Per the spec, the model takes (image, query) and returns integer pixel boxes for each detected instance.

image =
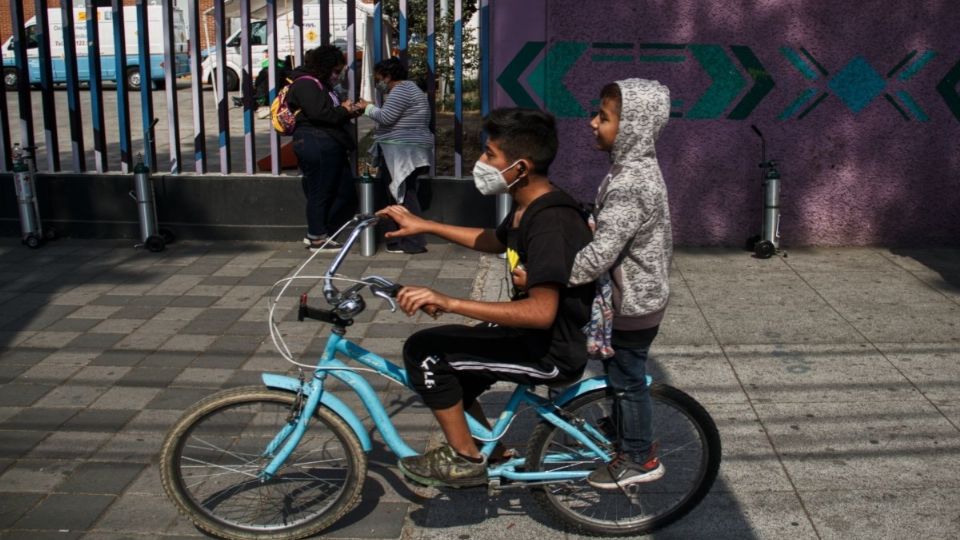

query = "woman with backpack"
[286,45,362,251]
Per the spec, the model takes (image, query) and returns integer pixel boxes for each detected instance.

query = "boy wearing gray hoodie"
[517,78,672,489]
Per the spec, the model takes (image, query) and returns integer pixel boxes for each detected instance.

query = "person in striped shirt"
[357,58,434,254]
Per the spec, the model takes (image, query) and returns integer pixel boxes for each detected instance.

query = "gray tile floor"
[0,241,958,539]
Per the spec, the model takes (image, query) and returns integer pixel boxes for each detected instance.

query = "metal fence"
[1,0,490,178]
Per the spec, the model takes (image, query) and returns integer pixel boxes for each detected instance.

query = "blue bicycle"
[159,216,721,539]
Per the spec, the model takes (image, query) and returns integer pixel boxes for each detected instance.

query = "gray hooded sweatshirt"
[568,78,673,330]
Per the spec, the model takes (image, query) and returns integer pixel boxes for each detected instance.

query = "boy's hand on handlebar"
[397,286,452,317]
[377,205,430,238]
[511,265,528,291]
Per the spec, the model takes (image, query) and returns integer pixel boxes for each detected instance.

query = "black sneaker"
[385,245,428,255]
[587,442,665,490]
[398,444,487,488]
[306,237,342,252]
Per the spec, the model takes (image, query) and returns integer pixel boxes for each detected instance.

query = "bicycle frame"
[259,330,620,483]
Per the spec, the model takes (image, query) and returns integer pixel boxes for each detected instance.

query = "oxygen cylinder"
[358,169,376,257]
[761,162,781,249]
[12,144,41,244]
[131,153,165,251]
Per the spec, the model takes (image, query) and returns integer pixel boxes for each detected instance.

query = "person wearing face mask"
[286,45,362,251]
[355,58,433,254]
[375,108,595,488]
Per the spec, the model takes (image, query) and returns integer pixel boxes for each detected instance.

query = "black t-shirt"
[495,190,595,376]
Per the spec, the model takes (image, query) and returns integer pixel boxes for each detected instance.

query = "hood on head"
[610,78,670,165]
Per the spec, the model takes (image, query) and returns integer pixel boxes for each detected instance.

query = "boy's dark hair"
[303,45,346,82]
[374,57,408,81]
[600,82,622,115]
[483,108,558,174]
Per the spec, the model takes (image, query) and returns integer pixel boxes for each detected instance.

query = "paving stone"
[40,317,101,332]
[116,367,183,388]
[0,364,28,384]
[60,409,138,432]
[67,366,131,385]
[0,349,54,366]
[90,295,139,306]
[64,305,123,319]
[190,352,250,369]
[0,459,79,493]
[179,318,234,335]
[145,387,213,410]
[168,295,219,308]
[56,462,146,495]
[65,332,127,350]
[123,409,182,433]
[0,431,47,459]
[24,431,111,460]
[157,334,219,352]
[33,385,109,408]
[0,493,43,528]
[13,493,114,531]
[0,384,54,407]
[34,350,99,367]
[0,407,77,431]
[107,304,167,320]
[323,501,409,539]
[206,334,265,354]
[89,387,162,409]
[16,363,82,386]
[171,368,233,388]
[89,350,149,367]
[92,493,180,534]
[88,318,147,334]
[92,431,164,463]
[0,529,83,539]
[139,351,199,369]
[20,331,81,348]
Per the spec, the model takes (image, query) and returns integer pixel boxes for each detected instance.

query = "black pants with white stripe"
[403,324,578,410]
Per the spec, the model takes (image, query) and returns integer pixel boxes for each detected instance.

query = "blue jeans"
[603,326,659,462]
[293,128,357,238]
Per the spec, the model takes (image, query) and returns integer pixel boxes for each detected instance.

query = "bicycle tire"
[527,384,721,536]
[159,387,367,540]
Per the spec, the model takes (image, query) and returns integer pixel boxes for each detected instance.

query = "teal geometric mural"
[497,42,959,122]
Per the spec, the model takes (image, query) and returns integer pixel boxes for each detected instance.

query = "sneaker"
[587,442,665,490]
[397,444,487,488]
[385,244,428,255]
[306,237,342,252]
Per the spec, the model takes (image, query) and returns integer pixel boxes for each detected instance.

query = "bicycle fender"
[551,374,654,407]
[551,376,608,407]
[261,373,372,452]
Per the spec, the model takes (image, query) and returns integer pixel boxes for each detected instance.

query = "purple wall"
[491,1,960,246]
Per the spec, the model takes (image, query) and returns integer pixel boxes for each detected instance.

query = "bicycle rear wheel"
[527,384,721,536]
[159,387,366,540]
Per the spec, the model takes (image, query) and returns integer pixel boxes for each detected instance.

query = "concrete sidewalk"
[0,240,958,539]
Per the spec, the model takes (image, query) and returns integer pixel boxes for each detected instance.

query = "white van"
[199,1,380,93]
[1,5,189,90]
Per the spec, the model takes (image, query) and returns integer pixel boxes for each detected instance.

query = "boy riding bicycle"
[377,108,595,488]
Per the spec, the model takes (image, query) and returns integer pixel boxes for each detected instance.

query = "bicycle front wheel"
[159,387,366,540]
[527,384,721,536]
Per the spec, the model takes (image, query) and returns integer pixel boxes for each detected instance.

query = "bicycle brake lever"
[372,289,398,312]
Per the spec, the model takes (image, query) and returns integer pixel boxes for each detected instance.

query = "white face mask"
[472,159,523,196]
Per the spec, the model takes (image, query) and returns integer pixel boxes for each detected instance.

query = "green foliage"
[381,0,480,110]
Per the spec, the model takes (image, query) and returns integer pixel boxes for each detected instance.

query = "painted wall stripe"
[883,93,910,120]
[896,90,928,122]
[778,88,818,120]
[781,47,818,81]
[898,50,937,81]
